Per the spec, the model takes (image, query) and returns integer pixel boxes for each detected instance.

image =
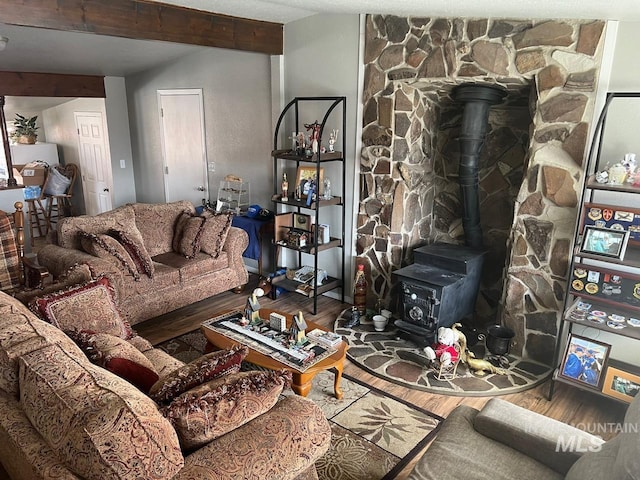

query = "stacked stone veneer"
[359,15,605,362]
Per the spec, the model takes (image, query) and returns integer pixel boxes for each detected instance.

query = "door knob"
[197,186,205,191]
[103,188,110,192]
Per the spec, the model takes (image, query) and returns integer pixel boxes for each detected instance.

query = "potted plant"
[10,114,39,144]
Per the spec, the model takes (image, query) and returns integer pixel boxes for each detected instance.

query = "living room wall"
[125,47,273,207]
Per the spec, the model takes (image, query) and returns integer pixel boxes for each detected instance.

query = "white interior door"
[74,112,113,215]
[158,89,208,204]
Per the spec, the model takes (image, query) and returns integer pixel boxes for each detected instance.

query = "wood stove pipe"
[452,83,507,249]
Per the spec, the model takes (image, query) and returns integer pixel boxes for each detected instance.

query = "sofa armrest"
[37,244,125,298]
[222,226,249,284]
[173,396,331,480]
[474,398,604,475]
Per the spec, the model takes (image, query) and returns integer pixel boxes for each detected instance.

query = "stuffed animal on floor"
[423,326,460,367]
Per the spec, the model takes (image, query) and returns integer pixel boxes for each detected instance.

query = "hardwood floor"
[136,274,629,479]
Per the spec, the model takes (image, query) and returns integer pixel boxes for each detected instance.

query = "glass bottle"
[353,264,367,316]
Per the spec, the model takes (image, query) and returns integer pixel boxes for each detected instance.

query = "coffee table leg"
[333,361,344,400]
[291,372,313,397]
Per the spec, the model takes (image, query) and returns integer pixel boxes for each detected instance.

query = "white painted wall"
[125,47,273,207]
[282,14,362,296]
[104,77,137,207]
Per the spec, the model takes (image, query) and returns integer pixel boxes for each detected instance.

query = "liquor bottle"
[353,264,367,316]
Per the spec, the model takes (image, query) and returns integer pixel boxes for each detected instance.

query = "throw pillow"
[200,210,233,258]
[160,370,292,450]
[29,276,134,340]
[79,231,140,280]
[67,330,159,393]
[175,214,207,259]
[108,228,155,278]
[172,210,192,253]
[149,345,248,404]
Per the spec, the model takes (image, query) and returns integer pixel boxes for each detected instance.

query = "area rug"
[157,331,443,480]
[334,309,552,397]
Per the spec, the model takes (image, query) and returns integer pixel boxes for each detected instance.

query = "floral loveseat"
[36,201,249,325]
[0,290,332,479]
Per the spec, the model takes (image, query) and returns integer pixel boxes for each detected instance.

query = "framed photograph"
[602,366,640,403]
[580,226,630,260]
[296,166,324,196]
[559,334,610,390]
[293,212,311,231]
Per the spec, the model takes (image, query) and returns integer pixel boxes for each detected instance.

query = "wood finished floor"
[135,274,629,480]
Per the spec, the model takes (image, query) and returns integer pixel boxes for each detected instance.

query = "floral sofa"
[0,290,332,479]
[35,201,249,325]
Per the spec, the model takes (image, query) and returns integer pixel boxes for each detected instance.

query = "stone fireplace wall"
[359,16,605,361]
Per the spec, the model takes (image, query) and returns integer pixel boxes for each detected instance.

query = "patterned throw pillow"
[172,213,207,259]
[149,345,248,404]
[160,370,292,450]
[67,330,159,393]
[79,231,140,280]
[29,276,134,340]
[200,210,233,258]
[108,228,155,278]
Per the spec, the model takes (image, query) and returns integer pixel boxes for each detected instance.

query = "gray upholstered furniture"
[408,394,639,480]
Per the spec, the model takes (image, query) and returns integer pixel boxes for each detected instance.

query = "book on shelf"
[307,328,343,347]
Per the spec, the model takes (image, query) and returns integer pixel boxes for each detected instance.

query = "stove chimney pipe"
[452,83,507,249]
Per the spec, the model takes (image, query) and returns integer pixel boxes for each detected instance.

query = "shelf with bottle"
[271,149,344,163]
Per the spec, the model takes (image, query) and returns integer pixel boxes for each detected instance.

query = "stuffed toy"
[424,326,460,367]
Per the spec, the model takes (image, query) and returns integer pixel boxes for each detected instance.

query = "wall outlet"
[120,159,126,169]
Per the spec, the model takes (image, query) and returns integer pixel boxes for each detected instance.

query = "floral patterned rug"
[158,331,443,480]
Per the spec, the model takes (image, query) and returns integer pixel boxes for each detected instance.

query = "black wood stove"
[393,82,506,347]
[393,243,485,346]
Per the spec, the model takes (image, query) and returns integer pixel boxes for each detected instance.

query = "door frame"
[157,88,208,202]
[73,110,113,215]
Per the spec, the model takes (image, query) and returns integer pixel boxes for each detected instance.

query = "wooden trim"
[0,0,283,55]
[0,72,105,98]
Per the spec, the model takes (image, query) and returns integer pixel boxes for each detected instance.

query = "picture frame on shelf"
[602,366,640,403]
[580,226,630,260]
[559,334,610,391]
[296,166,324,196]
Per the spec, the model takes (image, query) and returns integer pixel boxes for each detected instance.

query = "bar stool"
[43,164,78,233]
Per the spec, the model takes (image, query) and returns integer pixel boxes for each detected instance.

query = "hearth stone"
[335,309,551,397]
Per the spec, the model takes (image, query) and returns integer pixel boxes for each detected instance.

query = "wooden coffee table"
[201,307,348,399]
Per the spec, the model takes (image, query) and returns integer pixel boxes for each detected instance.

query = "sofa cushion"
[67,331,159,393]
[161,370,291,450]
[19,343,184,480]
[153,251,229,281]
[29,276,134,340]
[200,210,233,258]
[149,346,248,404]
[173,213,206,259]
[118,262,181,302]
[0,298,85,398]
[109,228,155,278]
[57,204,135,250]
[132,201,195,257]
[143,348,187,380]
[79,231,140,280]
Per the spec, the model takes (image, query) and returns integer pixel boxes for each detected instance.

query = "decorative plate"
[607,320,626,329]
[588,315,605,324]
[591,310,607,318]
[627,318,640,327]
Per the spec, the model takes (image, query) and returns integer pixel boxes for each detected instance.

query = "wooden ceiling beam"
[0,72,105,97]
[0,0,283,55]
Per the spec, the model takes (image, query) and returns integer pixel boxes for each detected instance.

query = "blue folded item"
[246,204,262,218]
[23,186,42,200]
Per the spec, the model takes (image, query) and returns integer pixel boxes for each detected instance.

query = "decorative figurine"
[245,293,261,324]
[290,311,308,345]
[281,172,289,202]
[328,129,338,153]
[296,132,306,156]
[304,121,321,154]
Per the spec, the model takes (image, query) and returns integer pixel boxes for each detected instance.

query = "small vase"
[17,135,36,145]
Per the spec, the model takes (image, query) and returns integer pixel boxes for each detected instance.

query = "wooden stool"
[25,198,49,241]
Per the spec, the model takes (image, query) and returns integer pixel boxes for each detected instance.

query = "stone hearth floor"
[334,310,552,397]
